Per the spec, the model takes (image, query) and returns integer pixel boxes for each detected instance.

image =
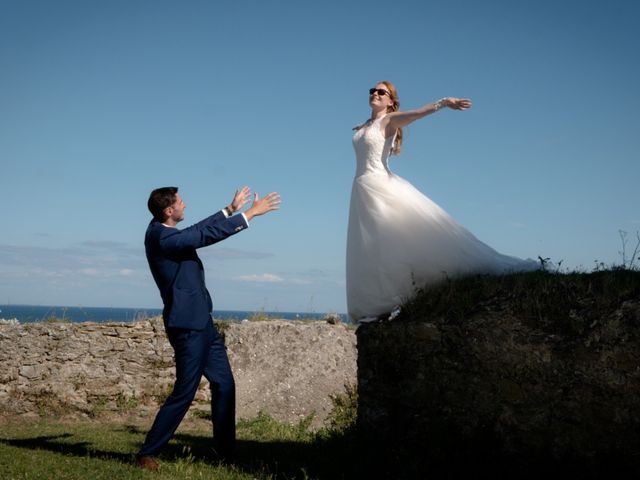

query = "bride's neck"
[370,106,387,120]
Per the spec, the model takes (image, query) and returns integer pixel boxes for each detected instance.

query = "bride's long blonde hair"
[380,80,403,155]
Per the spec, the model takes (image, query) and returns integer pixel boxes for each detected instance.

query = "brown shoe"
[136,455,159,471]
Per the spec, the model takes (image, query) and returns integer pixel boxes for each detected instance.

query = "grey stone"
[0,318,356,428]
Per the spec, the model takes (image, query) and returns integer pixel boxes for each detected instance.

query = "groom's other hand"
[244,192,281,220]
[226,186,251,215]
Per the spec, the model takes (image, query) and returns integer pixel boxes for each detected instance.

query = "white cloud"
[200,247,274,260]
[234,273,284,283]
[0,243,148,283]
[232,274,313,285]
[510,222,527,229]
[79,268,100,276]
[81,240,134,250]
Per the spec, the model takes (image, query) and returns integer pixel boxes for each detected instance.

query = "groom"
[136,185,280,471]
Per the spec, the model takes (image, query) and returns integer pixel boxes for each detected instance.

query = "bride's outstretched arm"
[384,97,472,134]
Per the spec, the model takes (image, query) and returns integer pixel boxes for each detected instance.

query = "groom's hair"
[148,187,179,220]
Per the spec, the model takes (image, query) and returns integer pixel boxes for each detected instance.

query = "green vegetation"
[0,414,358,479]
[0,387,359,479]
[152,386,173,406]
[87,395,110,418]
[115,394,140,412]
[399,231,640,334]
[44,316,71,323]
[322,384,358,435]
[399,268,640,337]
[246,310,277,322]
[33,392,68,418]
[237,411,315,442]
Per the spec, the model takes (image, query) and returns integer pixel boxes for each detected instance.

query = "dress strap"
[354,114,387,130]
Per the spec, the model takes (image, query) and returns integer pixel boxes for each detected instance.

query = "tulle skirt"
[346,172,537,320]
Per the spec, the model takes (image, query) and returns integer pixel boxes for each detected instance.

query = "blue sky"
[1,0,639,313]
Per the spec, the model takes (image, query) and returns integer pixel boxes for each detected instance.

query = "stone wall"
[356,300,640,477]
[0,318,356,428]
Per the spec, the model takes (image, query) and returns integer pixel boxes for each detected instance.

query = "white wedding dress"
[346,116,538,321]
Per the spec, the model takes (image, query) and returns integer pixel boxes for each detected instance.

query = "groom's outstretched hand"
[244,192,281,221]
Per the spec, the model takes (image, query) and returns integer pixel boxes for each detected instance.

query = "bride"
[346,81,538,322]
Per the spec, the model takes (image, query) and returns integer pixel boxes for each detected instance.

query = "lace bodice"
[352,116,396,178]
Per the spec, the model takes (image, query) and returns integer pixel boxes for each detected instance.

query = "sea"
[0,304,349,324]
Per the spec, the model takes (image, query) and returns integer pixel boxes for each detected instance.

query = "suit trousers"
[138,319,236,459]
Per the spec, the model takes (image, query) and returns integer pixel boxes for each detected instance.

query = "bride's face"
[369,83,393,110]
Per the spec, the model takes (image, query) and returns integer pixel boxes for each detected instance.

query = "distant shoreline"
[0,304,348,324]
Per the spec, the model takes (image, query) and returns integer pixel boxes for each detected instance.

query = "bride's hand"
[447,98,472,110]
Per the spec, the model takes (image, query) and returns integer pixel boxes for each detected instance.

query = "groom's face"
[166,193,186,223]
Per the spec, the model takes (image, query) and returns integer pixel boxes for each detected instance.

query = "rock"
[0,319,356,428]
[356,300,640,475]
[224,320,356,427]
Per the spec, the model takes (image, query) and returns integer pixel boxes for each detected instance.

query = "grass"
[398,268,640,337]
[43,316,71,323]
[0,414,361,480]
[0,388,360,480]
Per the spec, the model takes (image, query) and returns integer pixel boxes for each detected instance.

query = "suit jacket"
[145,211,248,330]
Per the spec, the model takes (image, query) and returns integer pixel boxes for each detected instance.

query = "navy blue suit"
[139,210,248,460]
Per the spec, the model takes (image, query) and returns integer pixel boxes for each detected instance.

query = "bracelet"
[434,98,448,111]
